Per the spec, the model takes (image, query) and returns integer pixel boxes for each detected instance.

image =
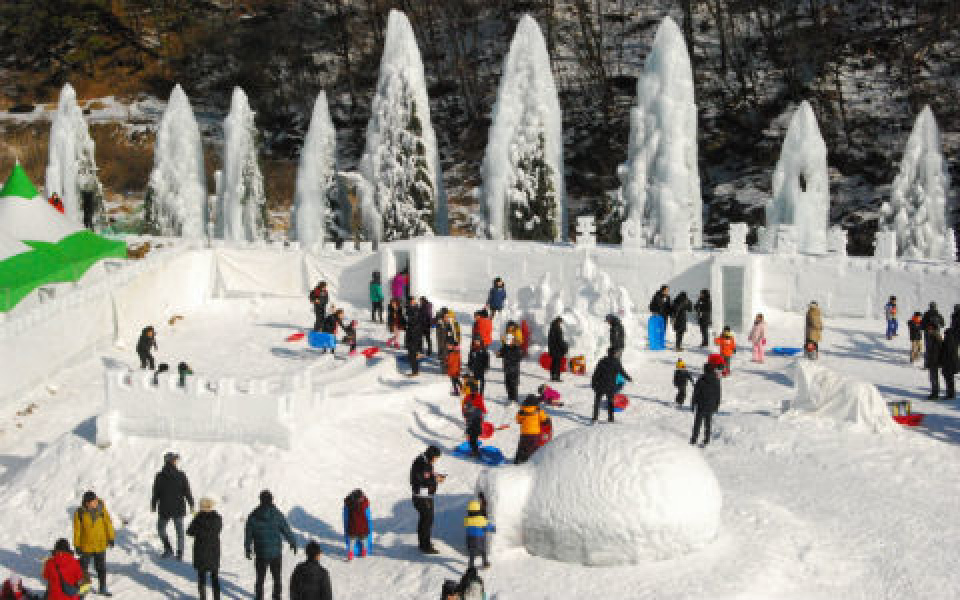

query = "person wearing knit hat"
[187,497,222,600]
[245,490,297,600]
[72,490,115,596]
[673,359,695,409]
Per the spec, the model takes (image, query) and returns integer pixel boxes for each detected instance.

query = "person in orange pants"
[714,326,737,376]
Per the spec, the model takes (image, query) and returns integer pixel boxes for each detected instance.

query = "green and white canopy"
[0,163,126,312]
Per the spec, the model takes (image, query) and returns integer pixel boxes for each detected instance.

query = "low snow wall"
[96,369,321,450]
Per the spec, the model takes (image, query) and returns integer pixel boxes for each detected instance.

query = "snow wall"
[478,425,722,565]
[784,361,899,434]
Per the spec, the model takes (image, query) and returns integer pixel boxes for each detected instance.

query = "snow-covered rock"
[783,361,899,434]
[478,425,722,565]
[144,85,207,237]
[45,83,104,226]
[290,92,343,248]
[359,10,446,242]
[617,16,702,249]
[765,101,829,254]
[482,15,565,242]
[217,88,267,242]
[879,106,953,260]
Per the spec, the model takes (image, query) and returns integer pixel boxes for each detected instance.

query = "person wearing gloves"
[244,490,298,600]
[72,491,115,597]
[151,451,195,560]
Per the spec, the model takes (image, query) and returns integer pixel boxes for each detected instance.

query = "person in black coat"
[289,541,333,600]
[672,292,692,350]
[605,315,625,354]
[690,364,722,447]
[694,289,712,347]
[418,297,435,357]
[405,304,424,377]
[410,446,445,554]
[942,326,959,399]
[590,348,632,423]
[137,326,158,370]
[187,497,222,600]
[309,282,329,332]
[500,335,524,403]
[649,285,672,320]
[151,452,195,560]
[467,338,490,395]
[951,304,960,331]
[465,403,484,459]
[546,317,568,382]
[926,324,944,399]
[922,302,945,345]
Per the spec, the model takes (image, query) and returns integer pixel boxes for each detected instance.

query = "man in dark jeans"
[244,490,297,600]
[410,446,445,554]
[691,363,722,447]
[151,451,195,559]
[590,348,631,423]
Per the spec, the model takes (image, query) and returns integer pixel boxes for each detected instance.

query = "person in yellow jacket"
[515,395,550,464]
[463,499,495,569]
[73,490,116,596]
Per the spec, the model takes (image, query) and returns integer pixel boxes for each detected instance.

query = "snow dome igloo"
[478,425,721,566]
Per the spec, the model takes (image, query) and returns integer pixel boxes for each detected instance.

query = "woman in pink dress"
[748,313,767,363]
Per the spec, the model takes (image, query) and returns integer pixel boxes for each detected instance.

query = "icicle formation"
[617,16,701,248]
[45,83,104,227]
[880,107,953,260]
[217,87,267,242]
[765,101,829,254]
[482,14,565,242]
[291,92,342,248]
[359,10,446,242]
[144,85,207,237]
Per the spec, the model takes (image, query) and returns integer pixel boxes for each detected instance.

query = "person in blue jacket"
[486,278,506,321]
[463,499,495,569]
[342,489,373,560]
[244,490,297,600]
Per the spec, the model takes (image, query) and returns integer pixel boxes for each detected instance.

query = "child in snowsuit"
[714,327,736,376]
[343,489,372,560]
[515,395,550,464]
[343,319,358,355]
[463,500,494,569]
[748,313,766,363]
[467,338,489,396]
[370,272,384,323]
[447,344,462,396]
[885,296,898,340]
[673,359,694,408]
[137,326,157,370]
[908,312,924,363]
[461,378,488,419]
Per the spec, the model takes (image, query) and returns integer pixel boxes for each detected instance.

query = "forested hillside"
[0,0,957,251]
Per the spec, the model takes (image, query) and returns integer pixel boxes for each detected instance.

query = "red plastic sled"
[613,394,629,410]
[361,347,380,359]
[286,332,305,342]
[537,421,553,447]
[893,413,924,426]
[480,422,494,439]
[538,352,568,373]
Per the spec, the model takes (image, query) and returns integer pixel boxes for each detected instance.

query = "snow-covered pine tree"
[144,84,207,237]
[217,87,267,242]
[360,10,446,242]
[879,106,953,260]
[482,15,565,242]
[290,91,345,247]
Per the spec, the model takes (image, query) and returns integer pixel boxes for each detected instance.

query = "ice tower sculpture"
[291,92,344,248]
[45,83,104,228]
[144,85,207,237]
[482,15,565,242]
[617,17,701,249]
[217,87,267,242]
[879,106,953,260]
[360,10,446,242]
[765,101,829,254]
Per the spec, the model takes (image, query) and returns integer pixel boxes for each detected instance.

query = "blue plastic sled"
[452,441,507,466]
[648,315,666,350]
[308,331,337,350]
[771,347,803,356]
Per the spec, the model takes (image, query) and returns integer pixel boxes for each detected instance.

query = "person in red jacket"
[42,539,88,600]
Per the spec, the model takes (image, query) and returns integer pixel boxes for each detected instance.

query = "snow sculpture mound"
[879,106,953,260]
[45,83,104,227]
[507,257,638,366]
[482,14,565,242]
[617,16,701,249]
[217,87,267,242]
[145,85,207,237]
[478,425,722,565]
[360,10,446,242]
[784,361,898,434]
[765,101,829,254]
[291,91,343,248]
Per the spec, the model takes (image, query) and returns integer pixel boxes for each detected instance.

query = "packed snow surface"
[291,92,339,248]
[618,16,702,248]
[481,425,722,565]
[44,83,101,224]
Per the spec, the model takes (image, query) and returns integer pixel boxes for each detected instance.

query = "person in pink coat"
[391,270,409,301]
[748,313,767,363]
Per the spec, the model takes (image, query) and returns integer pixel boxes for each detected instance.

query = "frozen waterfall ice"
[290,92,341,249]
[217,87,267,242]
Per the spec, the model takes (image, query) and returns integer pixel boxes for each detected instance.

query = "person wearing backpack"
[187,497,222,600]
[72,491,115,596]
[151,451,195,560]
[42,539,89,600]
[342,489,373,560]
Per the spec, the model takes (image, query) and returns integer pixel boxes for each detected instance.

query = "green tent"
[0,241,80,311]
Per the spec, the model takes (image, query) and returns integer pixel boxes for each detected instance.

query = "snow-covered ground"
[1,298,958,599]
